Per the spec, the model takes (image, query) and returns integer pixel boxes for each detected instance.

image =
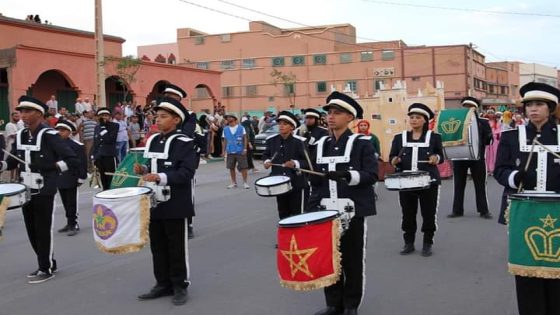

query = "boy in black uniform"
[494,82,560,315]
[448,96,493,219]
[55,120,87,236]
[296,108,330,146]
[309,92,378,315]
[263,111,309,219]
[0,96,79,283]
[135,97,196,306]
[92,108,119,190]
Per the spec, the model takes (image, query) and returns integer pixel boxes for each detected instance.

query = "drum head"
[0,183,27,195]
[509,193,560,201]
[467,110,480,159]
[387,171,429,178]
[255,175,290,186]
[278,210,339,227]
[96,187,152,199]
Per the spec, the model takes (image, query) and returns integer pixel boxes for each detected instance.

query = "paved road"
[0,161,518,315]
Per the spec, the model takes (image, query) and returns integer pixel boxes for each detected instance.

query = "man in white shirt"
[75,98,84,114]
[46,95,58,112]
[4,112,24,181]
[82,98,92,112]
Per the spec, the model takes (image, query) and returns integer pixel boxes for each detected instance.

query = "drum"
[384,171,432,191]
[92,187,153,254]
[507,193,560,279]
[255,175,292,197]
[436,108,480,160]
[0,183,30,210]
[277,210,342,291]
[110,147,148,189]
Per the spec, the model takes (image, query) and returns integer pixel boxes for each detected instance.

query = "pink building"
[0,15,221,126]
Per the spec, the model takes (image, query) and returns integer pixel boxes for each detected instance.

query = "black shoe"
[67,225,79,236]
[344,309,358,315]
[188,226,194,239]
[314,306,343,315]
[172,287,187,305]
[400,243,415,255]
[447,213,463,218]
[138,286,173,300]
[57,225,70,233]
[28,271,54,284]
[27,269,40,278]
[421,243,433,257]
[480,212,493,219]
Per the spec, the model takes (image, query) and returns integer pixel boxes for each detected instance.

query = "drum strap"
[144,133,186,173]
[518,125,560,192]
[16,128,51,173]
[402,131,431,172]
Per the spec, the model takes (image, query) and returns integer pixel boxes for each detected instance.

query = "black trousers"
[22,194,56,273]
[95,156,116,190]
[452,159,490,215]
[58,187,78,226]
[325,217,366,309]
[149,219,189,288]
[515,276,560,315]
[399,185,439,244]
[276,187,307,220]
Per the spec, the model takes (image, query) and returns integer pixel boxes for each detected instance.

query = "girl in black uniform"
[389,103,444,257]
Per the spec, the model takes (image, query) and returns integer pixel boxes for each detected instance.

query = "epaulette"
[177,136,193,143]
[266,134,279,140]
[293,135,306,141]
[479,117,489,120]
[72,139,84,146]
[359,135,371,140]
[46,130,58,135]
[501,128,517,133]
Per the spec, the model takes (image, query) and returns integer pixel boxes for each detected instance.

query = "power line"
[361,0,560,18]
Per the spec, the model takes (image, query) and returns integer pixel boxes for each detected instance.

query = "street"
[0,161,517,315]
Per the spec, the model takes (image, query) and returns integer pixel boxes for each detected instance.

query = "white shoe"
[199,159,208,165]
[227,183,237,189]
[243,183,250,189]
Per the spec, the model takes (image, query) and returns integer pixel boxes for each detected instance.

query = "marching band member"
[55,119,87,236]
[296,108,329,147]
[1,96,79,283]
[494,82,560,315]
[92,108,119,190]
[389,103,444,256]
[309,91,378,315]
[448,96,493,219]
[135,97,196,306]
[263,111,309,219]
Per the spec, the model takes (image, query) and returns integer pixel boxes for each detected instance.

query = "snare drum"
[277,211,342,291]
[384,171,431,191]
[255,175,292,197]
[92,187,153,254]
[111,147,149,189]
[436,108,480,160]
[0,183,30,210]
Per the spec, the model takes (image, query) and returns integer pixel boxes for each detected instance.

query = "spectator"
[82,98,92,112]
[128,115,141,147]
[46,95,58,112]
[135,105,145,130]
[46,108,58,127]
[33,14,41,23]
[241,117,259,173]
[4,112,24,181]
[222,114,250,189]
[113,111,130,162]
[258,111,271,133]
[78,110,98,172]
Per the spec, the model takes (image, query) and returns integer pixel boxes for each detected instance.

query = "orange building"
[0,15,221,126]
[139,21,516,115]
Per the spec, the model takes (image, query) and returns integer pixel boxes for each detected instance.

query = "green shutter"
[56,90,78,113]
[0,87,9,130]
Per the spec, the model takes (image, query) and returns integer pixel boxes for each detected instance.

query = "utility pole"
[95,0,107,108]
[468,42,474,97]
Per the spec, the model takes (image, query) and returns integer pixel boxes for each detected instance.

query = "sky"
[2,0,559,67]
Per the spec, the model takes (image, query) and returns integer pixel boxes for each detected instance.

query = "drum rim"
[95,186,153,199]
[509,193,560,200]
[278,210,339,227]
[255,175,291,186]
[385,171,430,177]
[0,183,28,195]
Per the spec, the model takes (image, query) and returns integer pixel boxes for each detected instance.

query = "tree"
[270,69,297,109]
[106,55,142,102]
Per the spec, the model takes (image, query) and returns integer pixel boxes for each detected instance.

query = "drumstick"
[269,163,326,176]
[2,149,28,165]
[518,137,537,193]
[534,139,560,159]
[104,172,143,179]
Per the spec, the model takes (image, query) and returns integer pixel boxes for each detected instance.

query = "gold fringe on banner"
[0,196,10,240]
[509,263,560,279]
[95,195,151,255]
[280,218,343,291]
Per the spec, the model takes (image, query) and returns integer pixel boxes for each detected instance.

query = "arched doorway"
[105,76,132,110]
[0,68,8,129]
[146,80,171,105]
[28,69,78,112]
[193,83,217,113]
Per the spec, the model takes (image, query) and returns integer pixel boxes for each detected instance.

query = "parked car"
[253,125,278,158]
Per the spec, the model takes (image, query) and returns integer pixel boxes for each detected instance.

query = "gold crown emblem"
[525,214,560,262]
[112,169,129,186]
[440,117,461,134]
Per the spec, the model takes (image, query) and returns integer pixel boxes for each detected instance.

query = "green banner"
[110,148,148,189]
[436,108,470,145]
[508,197,560,279]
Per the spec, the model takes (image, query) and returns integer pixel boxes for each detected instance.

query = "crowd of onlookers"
[24,14,51,25]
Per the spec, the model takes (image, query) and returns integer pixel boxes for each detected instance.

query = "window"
[501,86,507,95]
[242,59,256,69]
[284,83,295,95]
[221,60,235,70]
[272,57,285,67]
[292,56,305,66]
[245,85,257,97]
[345,80,357,92]
[196,62,209,70]
[374,79,385,90]
[194,36,205,45]
[222,86,235,98]
[268,96,275,102]
[221,34,231,42]
[340,53,352,64]
[316,81,327,93]
[313,54,327,65]
[360,51,373,62]
[381,50,395,61]
[196,87,209,98]
[411,76,420,81]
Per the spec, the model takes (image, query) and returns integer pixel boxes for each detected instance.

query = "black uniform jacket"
[3,124,79,196]
[92,121,119,159]
[262,133,309,190]
[144,130,197,219]
[179,112,207,156]
[477,116,493,159]
[494,120,560,193]
[57,138,87,189]
[389,130,444,185]
[308,129,378,217]
[296,125,329,146]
